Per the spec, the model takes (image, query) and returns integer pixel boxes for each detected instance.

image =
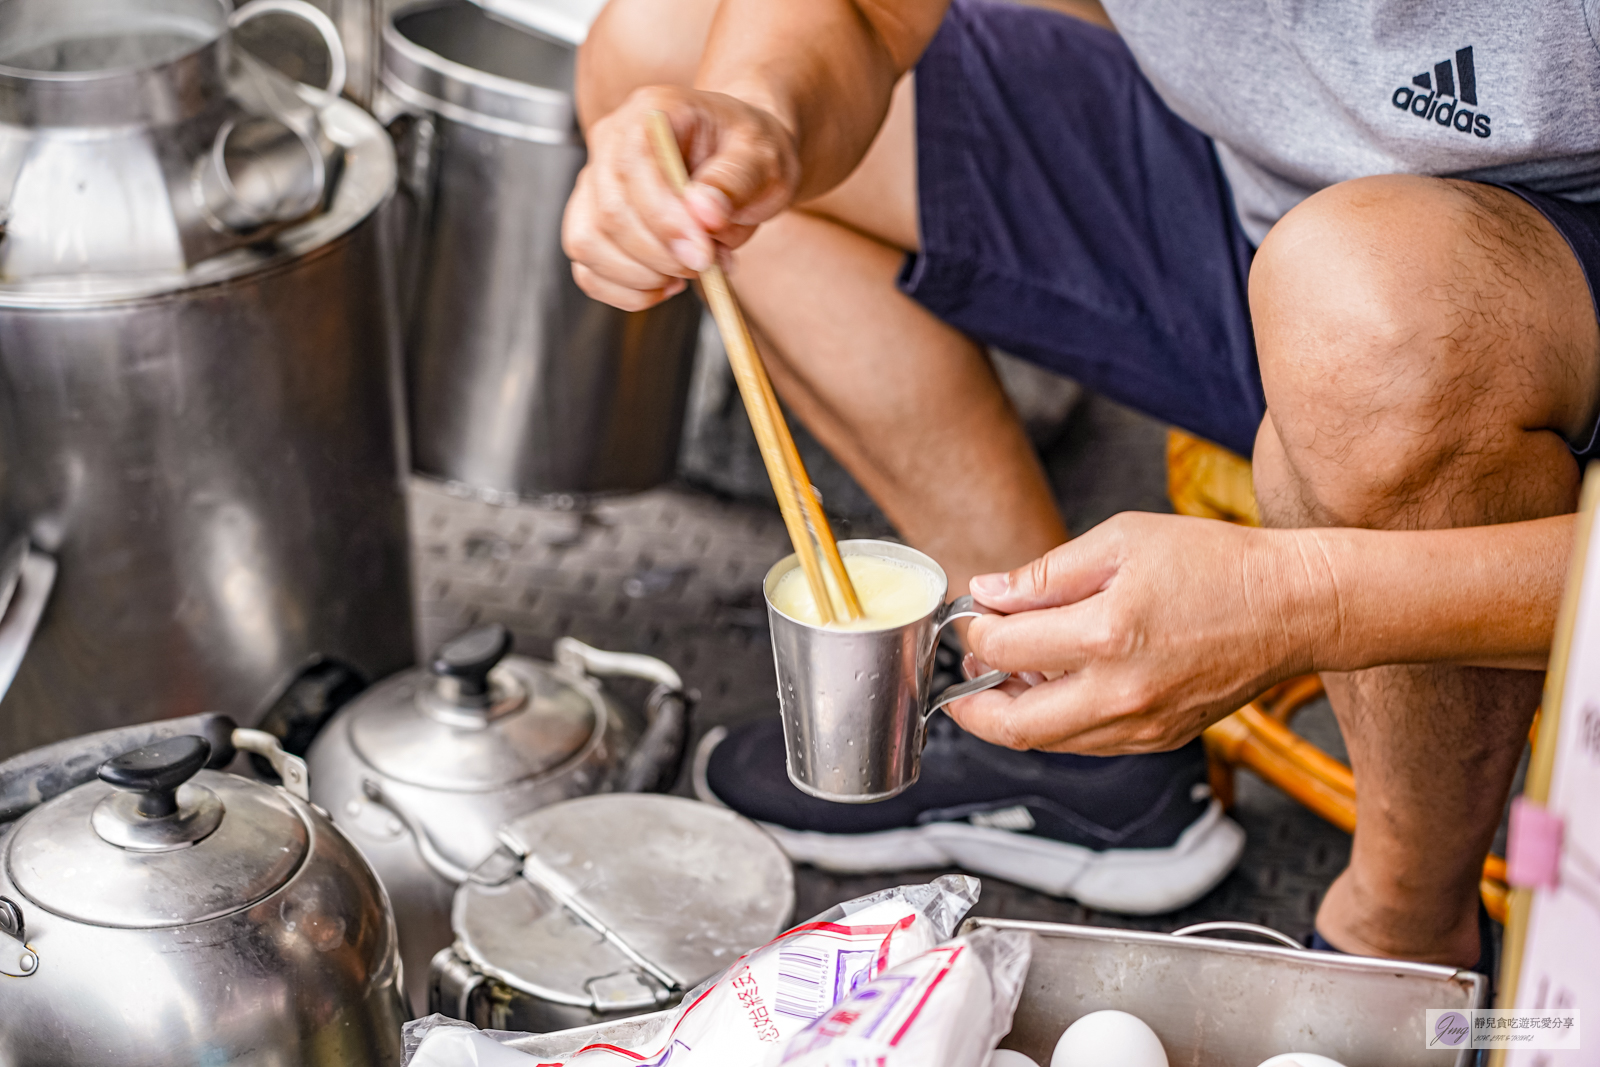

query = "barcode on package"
[775,948,832,1019]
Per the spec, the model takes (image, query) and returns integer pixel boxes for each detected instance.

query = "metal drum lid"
[4,770,308,928]
[349,656,604,791]
[453,794,794,1010]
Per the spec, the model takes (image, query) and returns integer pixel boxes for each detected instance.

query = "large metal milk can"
[0,0,415,758]
[381,0,702,504]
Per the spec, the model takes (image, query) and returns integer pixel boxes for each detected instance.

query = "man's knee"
[1250,175,1590,523]
[576,0,720,127]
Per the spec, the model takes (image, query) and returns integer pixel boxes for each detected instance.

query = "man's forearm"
[695,0,949,200]
[1285,515,1575,673]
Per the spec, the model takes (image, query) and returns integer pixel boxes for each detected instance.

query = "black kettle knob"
[97,735,212,818]
[431,624,513,701]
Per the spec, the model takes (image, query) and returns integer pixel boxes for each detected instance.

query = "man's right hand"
[562,86,802,311]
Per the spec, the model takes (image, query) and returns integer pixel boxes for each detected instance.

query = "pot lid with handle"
[3,735,310,928]
[452,794,795,1010]
[347,624,606,792]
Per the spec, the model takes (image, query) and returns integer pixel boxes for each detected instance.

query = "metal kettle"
[0,715,407,1066]
[305,624,691,1012]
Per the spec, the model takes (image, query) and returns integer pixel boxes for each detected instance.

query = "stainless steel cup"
[763,540,1010,803]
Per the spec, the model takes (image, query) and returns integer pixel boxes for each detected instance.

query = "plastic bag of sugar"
[763,926,1031,1067]
[407,875,981,1067]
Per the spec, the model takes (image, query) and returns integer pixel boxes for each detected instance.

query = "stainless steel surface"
[381,0,702,502]
[764,539,1009,803]
[0,0,414,758]
[306,628,690,1012]
[436,794,795,1033]
[0,748,406,1066]
[967,917,1484,1067]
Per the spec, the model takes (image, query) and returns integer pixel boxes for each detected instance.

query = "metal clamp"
[1170,921,1306,951]
[232,729,310,801]
[0,896,38,978]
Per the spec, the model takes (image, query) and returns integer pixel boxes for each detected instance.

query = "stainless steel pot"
[380,0,702,504]
[0,0,415,758]
[430,793,795,1034]
[0,716,407,1066]
[305,624,691,1012]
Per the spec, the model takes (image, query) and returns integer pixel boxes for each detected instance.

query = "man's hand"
[563,87,802,311]
[950,512,1326,754]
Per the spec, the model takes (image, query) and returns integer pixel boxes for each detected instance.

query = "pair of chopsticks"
[646,111,862,625]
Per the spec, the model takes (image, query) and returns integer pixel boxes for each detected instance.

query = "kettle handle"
[554,639,692,794]
[230,0,349,100]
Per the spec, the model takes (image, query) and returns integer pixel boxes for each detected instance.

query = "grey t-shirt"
[1101,0,1600,243]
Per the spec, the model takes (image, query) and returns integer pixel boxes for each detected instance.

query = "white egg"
[1255,1056,1348,1067]
[986,1052,1042,1067]
[1051,1010,1168,1067]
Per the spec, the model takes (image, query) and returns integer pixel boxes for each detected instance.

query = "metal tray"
[432,919,1485,1067]
[968,918,1484,1067]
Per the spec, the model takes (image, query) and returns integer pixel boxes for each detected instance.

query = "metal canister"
[430,793,795,1033]
[0,0,414,757]
[380,0,702,504]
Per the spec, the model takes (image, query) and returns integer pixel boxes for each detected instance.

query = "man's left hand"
[952,512,1328,754]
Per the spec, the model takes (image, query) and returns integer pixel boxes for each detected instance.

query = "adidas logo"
[1391,45,1490,139]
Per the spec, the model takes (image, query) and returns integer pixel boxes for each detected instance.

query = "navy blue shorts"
[901,0,1600,460]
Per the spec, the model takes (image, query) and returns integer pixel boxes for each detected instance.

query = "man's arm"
[949,512,1573,754]
[563,0,948,311]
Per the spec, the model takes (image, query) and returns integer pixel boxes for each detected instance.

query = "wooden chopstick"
[645,111,862,623]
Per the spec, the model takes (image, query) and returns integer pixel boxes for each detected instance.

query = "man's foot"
[1310,903,1499,996]
[694,714,1245,914]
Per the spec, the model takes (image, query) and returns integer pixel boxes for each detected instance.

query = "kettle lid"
[452,795,794,1009]
[4,736,309,928]
[348,625,604,791]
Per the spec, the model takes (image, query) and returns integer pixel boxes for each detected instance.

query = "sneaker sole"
[693,725,1245,915]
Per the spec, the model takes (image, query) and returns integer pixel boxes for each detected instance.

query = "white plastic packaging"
[765,926,1032,1067]
[407,875,981,1067]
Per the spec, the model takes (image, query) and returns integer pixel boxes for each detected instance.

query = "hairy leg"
[1251,175,1600,965]
[579,0,1067,592]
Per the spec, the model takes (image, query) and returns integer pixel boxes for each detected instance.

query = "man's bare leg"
[1251,176,1600,965]
[579,0,1068,594]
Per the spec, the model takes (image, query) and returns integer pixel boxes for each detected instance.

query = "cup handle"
[935,594,1003,633]
[927,595,1010,719]
[230,0,349,100]
[927,669,1010,718]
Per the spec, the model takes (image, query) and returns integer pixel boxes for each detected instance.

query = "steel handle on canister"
[925,595,1010,721]
[229,0,349,99]
[1170,921,1306,950]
